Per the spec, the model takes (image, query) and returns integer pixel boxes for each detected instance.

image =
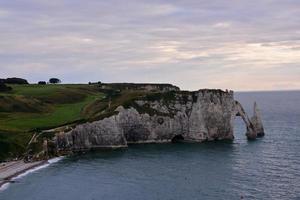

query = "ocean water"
[0,91,299,200]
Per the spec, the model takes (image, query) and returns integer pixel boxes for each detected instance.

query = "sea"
[0,91,299,200]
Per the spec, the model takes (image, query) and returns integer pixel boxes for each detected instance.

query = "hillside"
[0,83,178,161]
[0,84,105,161]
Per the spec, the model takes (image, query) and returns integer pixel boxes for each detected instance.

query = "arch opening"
[171,134,184,143]
[234,101,260,140]
[234,115,249,141]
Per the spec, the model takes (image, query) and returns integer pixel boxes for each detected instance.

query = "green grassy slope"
[0,84,104,161]
[0,83,173,161]
[0,84,104,132]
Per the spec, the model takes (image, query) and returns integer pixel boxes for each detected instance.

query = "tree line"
[0,77,62,92]
[0,77,62,85]
[39,78,61,84]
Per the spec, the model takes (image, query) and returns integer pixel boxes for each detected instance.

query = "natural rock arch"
[53,90,265,153]
[233,101,264,140]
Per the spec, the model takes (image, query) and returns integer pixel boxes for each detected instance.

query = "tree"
[38,81,46,85]
[0,83,12,92]
[49,78,61,84]
[2,77,28,84]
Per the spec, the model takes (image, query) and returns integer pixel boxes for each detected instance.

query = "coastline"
[0,157,63,191]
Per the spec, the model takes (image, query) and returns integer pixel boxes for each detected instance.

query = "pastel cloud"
[0,0,299,91]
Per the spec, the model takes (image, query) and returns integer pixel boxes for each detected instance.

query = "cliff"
[99,83,180,92]
[54,89,264,152]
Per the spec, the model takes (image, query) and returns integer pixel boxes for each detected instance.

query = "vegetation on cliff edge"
[0,83,170,161]
[0,84,105,161]
[0,82,220,161]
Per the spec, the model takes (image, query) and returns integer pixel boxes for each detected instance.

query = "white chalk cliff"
[55,89,264,151]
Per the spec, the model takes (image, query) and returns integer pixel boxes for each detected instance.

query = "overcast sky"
[0,0,299,91]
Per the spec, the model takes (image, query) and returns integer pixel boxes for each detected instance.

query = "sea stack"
[251,102,265,137]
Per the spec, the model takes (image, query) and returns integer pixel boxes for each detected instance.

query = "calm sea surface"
[1,91,300,200]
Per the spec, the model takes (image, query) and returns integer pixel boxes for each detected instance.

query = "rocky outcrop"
[54,89,264,152]
[251,102,265,137]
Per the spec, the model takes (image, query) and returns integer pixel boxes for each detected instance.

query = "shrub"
[49,78,61,84]
[38,81,47,85]
[1,77,29,84]
[0,83,12,92]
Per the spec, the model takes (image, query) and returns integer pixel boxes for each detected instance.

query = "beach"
[0,160,46,188]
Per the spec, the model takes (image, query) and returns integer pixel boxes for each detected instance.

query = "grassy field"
[0,84,104,132]
[0,94,101,132]
[0,84,105,160]
[0,83,167,161]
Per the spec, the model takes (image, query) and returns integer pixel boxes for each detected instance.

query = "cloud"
[138,3,179,16]
[213,22,231,28]
[0,9,10,17]
[0,0,299,91]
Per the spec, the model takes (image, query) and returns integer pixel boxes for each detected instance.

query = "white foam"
[0,156,64,192]
[48,156,64,164]
[0,183,10,191]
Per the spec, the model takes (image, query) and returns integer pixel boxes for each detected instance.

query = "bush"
[38,81,47,85]
[0,77,29,84]
[49,78,61,84]
[0,83,12,92]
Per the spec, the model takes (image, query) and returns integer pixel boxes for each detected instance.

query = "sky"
[0,0,299,91]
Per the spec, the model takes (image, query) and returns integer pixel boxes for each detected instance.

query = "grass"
[0,94,102,132]
[0,83,175,161]
[0,84,104,132]
[0,84,105,161]
[0,131,33,161]
[87,90,147,121]
[11,84,89,97]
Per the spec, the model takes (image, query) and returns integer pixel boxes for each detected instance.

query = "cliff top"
[0,83,231,161]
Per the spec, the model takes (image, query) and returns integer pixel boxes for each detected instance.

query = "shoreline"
[0,160,47,189]
[0,158,63,191]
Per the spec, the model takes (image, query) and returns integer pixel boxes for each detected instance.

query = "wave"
[0,183,10,192]
[0,157,64,192]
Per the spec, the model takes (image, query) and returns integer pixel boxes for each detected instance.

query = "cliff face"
[55,90,264,151]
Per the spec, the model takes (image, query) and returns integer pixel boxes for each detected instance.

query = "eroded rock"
[54,89,265,152]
